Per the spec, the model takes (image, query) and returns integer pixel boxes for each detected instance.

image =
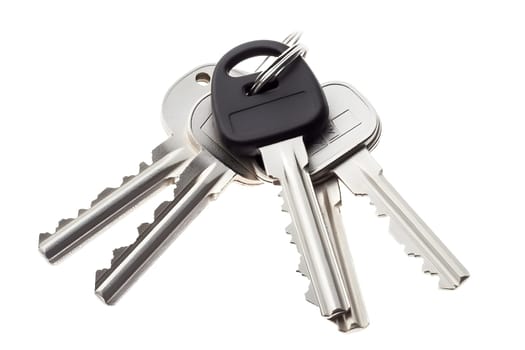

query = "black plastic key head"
[211,40,329,156]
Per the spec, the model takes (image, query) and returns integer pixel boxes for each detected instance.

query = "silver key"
[259,136,348,319]
[37,66,214,262]
[309,82,469,289]
[95,150,237,303]
[277,82,379,331]
[284,177,369,331]
[95,70,261,303]
[334,150,469,288]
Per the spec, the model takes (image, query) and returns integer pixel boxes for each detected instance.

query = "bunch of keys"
[38,35,469,332]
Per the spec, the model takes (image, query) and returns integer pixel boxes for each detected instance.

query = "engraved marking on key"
[307,82,379,178]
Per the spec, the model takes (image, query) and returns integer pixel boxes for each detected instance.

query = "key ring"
[253,31,303,72]
[249,42,308,95]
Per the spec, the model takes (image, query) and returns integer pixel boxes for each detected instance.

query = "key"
[279,81,379,331]
[333,151,469,288]
[315,178,368,331]
[37,66,215,262]
[95,150,237,303]
[212,40,349,321]
[307,83,470,289]
[283,177,369,331]
[95,69,262,304]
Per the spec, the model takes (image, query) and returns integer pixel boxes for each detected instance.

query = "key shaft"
[39,140,194,262]
[261,137,348,317]
[314,177,368,331]
[95,151,235,304]
[334,149,469,289]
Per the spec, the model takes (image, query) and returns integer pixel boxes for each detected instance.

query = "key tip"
[331,311,369,333]
[38,234,57,263]
[438,273,470,290]
[94,288,113,305]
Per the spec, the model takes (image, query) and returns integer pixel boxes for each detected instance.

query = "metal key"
[283,177,369,331]
[333,151,469,288]
[94,72,264,303]
[307,83,470,289]
[211,40,354,324]
[279,82,380,331]
[314,178,368,331]
[37,67,215,262]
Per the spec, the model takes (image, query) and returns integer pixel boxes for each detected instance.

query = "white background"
[1,1,524,349]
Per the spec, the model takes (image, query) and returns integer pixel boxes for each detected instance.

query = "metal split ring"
[250,40,308,95]
[254,32,303,73]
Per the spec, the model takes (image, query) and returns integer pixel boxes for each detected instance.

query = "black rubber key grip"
[211,40,329,156]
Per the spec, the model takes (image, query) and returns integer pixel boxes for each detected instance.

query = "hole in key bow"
[195,72,211,86]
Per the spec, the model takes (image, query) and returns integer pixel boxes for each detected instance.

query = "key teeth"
[422,261,438,275]
[137,223,149,235]
[282,195,296,245]
[280,192,316,306]
[95,268,107,281]
[403,242,458,288]
[121,175,134,185]
[369,200,387,217]
[96,246,131,283]
[40,158,156,247]
[56,218,74,231]
[91,188,116,206]
[38,232,52,244]
[96,173,185,289]
[360,192,458,288]
[297,257,309,277]
[153,201,171,219]
[285,223,297,246]
[305,284,318,306]
[111,246,128,265]
[279,190,289,212]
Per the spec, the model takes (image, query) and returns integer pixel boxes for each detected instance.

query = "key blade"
[281,178,369,331]
[38,137,194,263]
[314,178,369,331]
[261,137,350,319]
[95,151,235,304]
[334,149,470,289]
